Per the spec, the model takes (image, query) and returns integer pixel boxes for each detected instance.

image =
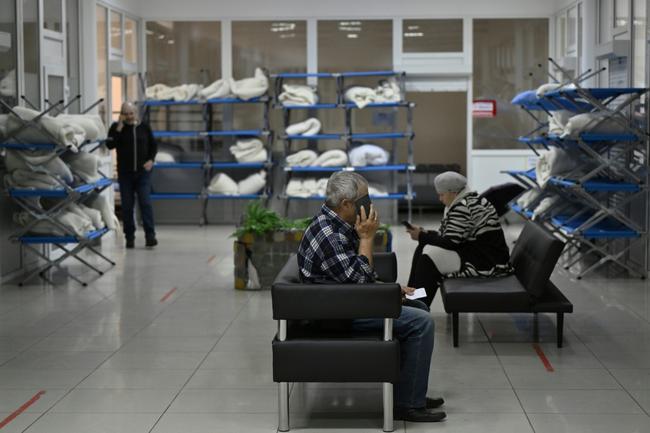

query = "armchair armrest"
[374,252,397,282]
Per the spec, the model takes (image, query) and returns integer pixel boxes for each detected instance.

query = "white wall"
[138,0,558,20]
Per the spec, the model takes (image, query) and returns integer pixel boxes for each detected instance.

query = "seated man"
[297,171,446,423]
[406,171,513,307]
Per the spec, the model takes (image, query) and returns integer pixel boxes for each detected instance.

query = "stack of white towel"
[279,84,318,106]
[349,144,389,167]
[285,118,321,136]
[515,189,561,221]
[229,138,267,163]
[344,78,401,109]
[4,149,73,188]
[13,202,105,238]
[146,68,269,102]
[286,178,388,197]
[207,171,267,195]
[284,149,348,167]
[0,106,107,151]
[535,147,576,188]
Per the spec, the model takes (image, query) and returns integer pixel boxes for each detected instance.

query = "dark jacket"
[107,122,157,173]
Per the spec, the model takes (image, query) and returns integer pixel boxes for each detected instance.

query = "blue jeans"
[118,170,156,240]
[352,303,434,409]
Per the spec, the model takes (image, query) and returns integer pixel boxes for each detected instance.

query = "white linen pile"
[532,196,560,220]
[229,68,269,100]
[286,150,318,167]
[285,118,321,136]
[368,183,389,197]
[279,84,318,106]
[516,189,541,210]
[561,112,628,139]
[349,144,389,167]
[57,114,107,142]
[61,151,102,183]
[5,149,74,186]
[535,147,575,188]
[5,106,86,151]
[535,82,576,98]
[286,178,328,197]
[207,171,266,195]
[344,78,401,109]
[87,194,120,230]
[155,152,176,163]
[311,149,348,167]
[229,138,267,163]
[14,209,94,238]
[198,79,231,100]
[0,71,15,97]
[145,83,203,101]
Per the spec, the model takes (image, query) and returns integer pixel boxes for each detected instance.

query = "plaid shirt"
[297,204,376,284]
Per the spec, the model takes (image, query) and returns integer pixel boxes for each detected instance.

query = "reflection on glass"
[43,0,62,32]
[146,21,221,85]
[557,15,566,57]
[125,18,138,64]
[97,5,108,123]
[67,0,80,113]
[600,0,613,43]
[232,21,306,77]
[23,0,40,110]
[47,75,64,103]
[473,19,549,150]
[567,7,577,50]
[111,10,122,50]
[403,19,463,53]
[615,0,629,27]
[633,0,646,87]
[0,0,17,112]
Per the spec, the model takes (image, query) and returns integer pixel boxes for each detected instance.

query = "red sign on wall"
[472,100,497,118]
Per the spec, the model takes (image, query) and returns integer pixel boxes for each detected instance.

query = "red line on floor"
[207,255,216,264]
[533,343,554,372]
[160,287,177,303]
[0,390,46,430]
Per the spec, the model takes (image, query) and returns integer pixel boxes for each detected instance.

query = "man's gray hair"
[325,171,368,208]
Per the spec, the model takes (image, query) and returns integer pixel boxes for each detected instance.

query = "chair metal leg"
[557,313,564,348]
[278,382,290,432]
[383,382,394,432]
[452,312,459,347]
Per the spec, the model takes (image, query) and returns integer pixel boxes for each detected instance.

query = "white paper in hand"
[405,287,427,300]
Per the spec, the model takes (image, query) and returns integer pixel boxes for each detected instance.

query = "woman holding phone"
[106,101,158,249]
[405,171,513,307]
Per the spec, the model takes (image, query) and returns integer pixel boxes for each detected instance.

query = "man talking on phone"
[297,171,446,423]
[107,101,158,249]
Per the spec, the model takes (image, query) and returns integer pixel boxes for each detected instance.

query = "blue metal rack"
[507,62,648,279]
[275,70,415,219]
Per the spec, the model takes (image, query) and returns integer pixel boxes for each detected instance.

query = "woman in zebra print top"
[406,172,513,307]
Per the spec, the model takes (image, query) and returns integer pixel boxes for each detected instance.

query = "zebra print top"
[437,190,513,278]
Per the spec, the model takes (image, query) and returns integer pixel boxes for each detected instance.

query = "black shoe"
[126,239,135,249]
[394,407,446,422]
[425,397,445,409]
[145,237,158,248]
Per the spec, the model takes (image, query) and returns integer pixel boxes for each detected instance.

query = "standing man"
[107,101,158,249]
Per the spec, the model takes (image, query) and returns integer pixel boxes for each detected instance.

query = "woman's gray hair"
[325,171,368,208]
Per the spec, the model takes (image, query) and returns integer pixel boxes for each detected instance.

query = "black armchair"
[272,252,401,432]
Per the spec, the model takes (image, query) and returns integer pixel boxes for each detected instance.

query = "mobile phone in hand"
[401,220,414,230]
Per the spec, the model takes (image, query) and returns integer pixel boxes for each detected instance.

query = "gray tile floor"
[0,219,649,432]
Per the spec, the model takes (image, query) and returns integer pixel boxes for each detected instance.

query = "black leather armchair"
[272,252,401,432]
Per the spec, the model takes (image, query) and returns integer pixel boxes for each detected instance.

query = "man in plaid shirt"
[297,172,446,423]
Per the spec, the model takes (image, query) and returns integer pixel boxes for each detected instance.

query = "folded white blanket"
[5,169,62,190]
[155,152,176,163]
[61,151,102,183]
[238,171,266,195]
[208,173,238,195]
[286,179,309,197]
[6,106,85,150]
[375,78,401,103]
[561,112,628,138]
[0,114,8,139]
[547,110,571,136]
[57,114,107,142]
[349,144,389,167]
[6,149,74,185]
[369,183,389,197]
[311,149,348,167]
[199,78,232,100]
[345,86,376,109]
[0,70,15,97]
[279,84,318,106]
[316,178,328,196]
[535,82,576,98]
[146,83,203,101]
[536,147,575,188]
[229,68,269,100]
[229,138,267,163]
[285,118,321,136]
[286,150,318,167]
[516,189,541,210]
[68,203,103,230]
[87,194,119,230]
[14,209,94,237]
[532,196,560,220]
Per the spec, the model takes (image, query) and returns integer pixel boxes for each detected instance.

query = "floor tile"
[0,389,67,413]
[517,389,644,414]
[99,351,206,370]
[23,413,159,433]
[528,413,650,433]
[51,389,178,413]
[151,413,278,433]
[505,367,621,389]
[404,413,532,432]
[0,412,41,433]
[186,368,275,389]
[168,388,278,413]
[78,368,194,389]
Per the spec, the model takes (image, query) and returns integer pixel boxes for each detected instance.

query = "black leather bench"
[440,222,573,347]
[272,253,401,432]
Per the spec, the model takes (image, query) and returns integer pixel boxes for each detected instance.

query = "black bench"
[440,221,573,347]
[272,253,401,432]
